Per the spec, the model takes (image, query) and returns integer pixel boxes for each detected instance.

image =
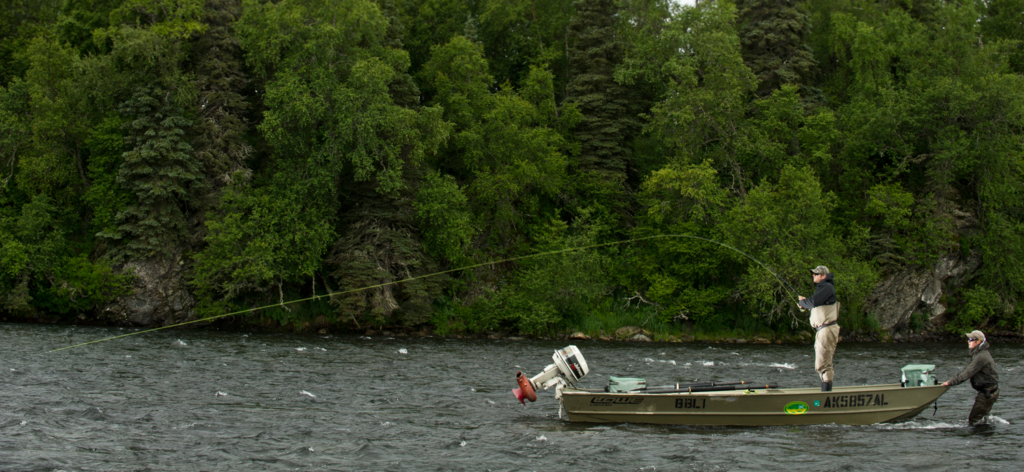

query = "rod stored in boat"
[632,382,778,394]
[632,380,759,392]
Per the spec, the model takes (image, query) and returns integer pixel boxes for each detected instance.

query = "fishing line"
[48,234,800,353]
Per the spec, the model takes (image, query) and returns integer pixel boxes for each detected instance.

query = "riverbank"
[4,312,1021,344]
[355,325,1024,344]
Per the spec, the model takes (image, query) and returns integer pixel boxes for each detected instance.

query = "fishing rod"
[634,382,778,394]
[48,233,801,353]
[632,380,760,392]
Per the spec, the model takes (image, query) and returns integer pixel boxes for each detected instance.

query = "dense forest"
[2,0,1024,339]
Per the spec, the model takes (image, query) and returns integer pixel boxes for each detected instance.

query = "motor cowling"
[513,345,589,404]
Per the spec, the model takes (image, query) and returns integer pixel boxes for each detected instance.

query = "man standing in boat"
[798,265,839,392]
[942,330,1000,425]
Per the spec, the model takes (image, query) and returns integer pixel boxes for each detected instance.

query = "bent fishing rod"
[48,234,802,353]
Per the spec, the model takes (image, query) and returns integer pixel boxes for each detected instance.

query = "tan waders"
[815,323,839,391]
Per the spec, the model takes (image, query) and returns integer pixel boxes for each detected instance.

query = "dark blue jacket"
[798,273,836,311]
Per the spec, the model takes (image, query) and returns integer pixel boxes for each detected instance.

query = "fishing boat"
[512,346,949,426]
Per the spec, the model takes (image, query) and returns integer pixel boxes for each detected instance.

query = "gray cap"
[966,330,986,343]
[810,265,830,275]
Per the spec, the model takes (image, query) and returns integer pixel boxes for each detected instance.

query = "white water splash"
[643,357,655,363]
[125,355,131,358]
[876,420,958,430]
[300,390,316,398]
[535,435,547,441]
[216,391,228,397]
[769,363,797,369]
[315,347,326,351]
[487,399,495,405]
[308,447,314,452]
[701,361,714,366]
[397,348,408,354]
[987,416,1010,425]
[19,420,26,426]
[459,440,467,447]
[295,347,307,351]
[175,339,187,346]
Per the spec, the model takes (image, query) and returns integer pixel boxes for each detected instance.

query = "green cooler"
[901,364,937,387]
[607,376,646,392]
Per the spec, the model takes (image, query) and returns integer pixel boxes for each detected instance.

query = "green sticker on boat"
[784,401,809,415]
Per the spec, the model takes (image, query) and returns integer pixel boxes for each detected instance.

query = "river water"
[1,323,1021,471]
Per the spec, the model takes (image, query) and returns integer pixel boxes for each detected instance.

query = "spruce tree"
[565,0,639,202]
[112,86,203,259]
[190,0,251,190]
[736,0,816,96]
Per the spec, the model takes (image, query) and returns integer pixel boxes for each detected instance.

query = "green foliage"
[191,177,335,300]
[565,0,640,213]
[189,0,251,190]
[620,0,757,195]
[83,115,133,238]
[0,80,31,191]
[0,0,61,87]
[394,0,475,75]
[979,0,1024,73]
[237,0,449,196]
[626,160,734,326]
[947,286,999,334]
[106,86,202,259]
[735,0,816,95]
[423,36,574,250]
[456,214,612,336]
[413,171,475,265]
[721,165,878,326]
[109,0,207,39]
[3,0,1024,337]
[1,195,130,316]
[478,0,575,97]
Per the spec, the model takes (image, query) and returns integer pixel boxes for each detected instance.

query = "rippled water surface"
[2,323,1022,471]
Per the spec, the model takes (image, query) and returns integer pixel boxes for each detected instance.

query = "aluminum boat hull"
[561,384,949,426]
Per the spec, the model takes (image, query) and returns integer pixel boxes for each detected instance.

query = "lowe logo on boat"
[590,397,644,406]
[784,401,810,415]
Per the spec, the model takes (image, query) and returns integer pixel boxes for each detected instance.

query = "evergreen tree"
[565,0,639,211]
[112,86,203,259]
[190,0,251,191]
[735,0,816,95]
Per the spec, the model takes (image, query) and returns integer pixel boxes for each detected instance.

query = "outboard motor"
[513,345,589,405]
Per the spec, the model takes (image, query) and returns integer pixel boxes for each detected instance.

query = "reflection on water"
[1,323,1022,470]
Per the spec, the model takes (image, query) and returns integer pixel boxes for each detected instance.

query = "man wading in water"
[942,330,1000,425]
[798,265,839,392]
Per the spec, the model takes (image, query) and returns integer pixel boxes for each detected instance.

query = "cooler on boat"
[606,376,646,392]
[901,364,937,387]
